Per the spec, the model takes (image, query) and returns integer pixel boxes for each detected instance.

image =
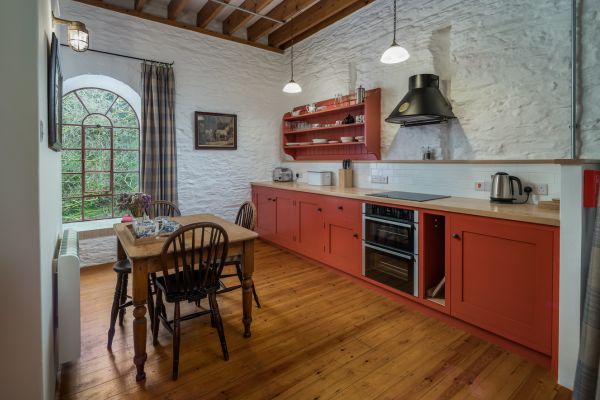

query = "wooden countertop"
[251,181,560,227]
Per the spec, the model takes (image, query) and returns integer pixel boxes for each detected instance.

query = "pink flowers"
[117,192,152,218]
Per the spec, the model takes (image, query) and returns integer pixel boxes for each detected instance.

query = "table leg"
[242,239,255,338]
[131,259,149,381]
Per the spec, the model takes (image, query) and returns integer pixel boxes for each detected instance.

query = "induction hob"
[366,191,450,202]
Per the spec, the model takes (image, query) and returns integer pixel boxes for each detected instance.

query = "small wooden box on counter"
[338,169,353,188]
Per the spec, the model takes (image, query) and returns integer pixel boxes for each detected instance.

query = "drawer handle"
[353,233,359,238]
[317,208,322,212]
[338,206,344,210]
[452,233,461,240]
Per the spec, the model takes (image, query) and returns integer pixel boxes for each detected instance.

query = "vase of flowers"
[117,192,152,218]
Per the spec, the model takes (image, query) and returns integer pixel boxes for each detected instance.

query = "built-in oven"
[362,203,418,297]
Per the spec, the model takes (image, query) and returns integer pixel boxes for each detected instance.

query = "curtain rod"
[60,44,174,66]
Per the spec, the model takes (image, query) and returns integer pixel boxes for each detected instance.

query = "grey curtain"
[575,194,600,399]
[141,63,178,205]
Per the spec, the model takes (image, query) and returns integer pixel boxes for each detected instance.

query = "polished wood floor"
[59,240,570,399]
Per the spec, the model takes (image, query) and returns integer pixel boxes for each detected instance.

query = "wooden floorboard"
[59,240,569,399]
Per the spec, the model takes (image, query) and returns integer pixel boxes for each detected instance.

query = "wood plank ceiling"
[73,0,375,54]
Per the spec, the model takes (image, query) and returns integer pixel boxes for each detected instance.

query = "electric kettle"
[490,172,523,203]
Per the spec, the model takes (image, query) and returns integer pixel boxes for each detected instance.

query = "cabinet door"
[450,215,554,355]
[325,220,362,276]
[297,194,325,260]
[274,190,297,248]
[254,188,276,241]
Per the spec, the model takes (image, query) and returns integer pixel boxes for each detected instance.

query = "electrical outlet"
[295,172,302,179]
[474,181,491,191]
[532,183,548,195]
[371,175,388,184]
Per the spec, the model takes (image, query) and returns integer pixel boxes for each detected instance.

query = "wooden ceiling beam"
[167,0,190,20]
[196,0,229,29]
[278,0,373,50]
[269,0,369,49]
[222,0,274,36]
[134,0,147,12]
[247,0,316,42]
[73,0,283,53]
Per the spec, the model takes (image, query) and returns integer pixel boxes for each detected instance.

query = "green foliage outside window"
[61,88,140,222]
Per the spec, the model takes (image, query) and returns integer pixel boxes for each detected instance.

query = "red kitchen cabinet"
[324,197,362,276]
[296,194,325,260]
[274,190,297,249]
[254,187,276,241]
[449,214,555,355]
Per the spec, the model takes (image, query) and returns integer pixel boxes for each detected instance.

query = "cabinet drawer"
[324,197,362,224]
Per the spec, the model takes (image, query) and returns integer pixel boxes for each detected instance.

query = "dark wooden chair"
[107,199,180,350]
[152,222,230,380]
[148,200,181,219]
[217,201,261,308]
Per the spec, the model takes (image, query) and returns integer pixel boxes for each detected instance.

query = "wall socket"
[371,175,388,184]
[532,183,548,195]
[474,181,491,191]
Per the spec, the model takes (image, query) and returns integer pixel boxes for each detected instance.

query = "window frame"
[61,87,141,222]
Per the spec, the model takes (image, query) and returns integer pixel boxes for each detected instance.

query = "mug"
[306,103,317,113]
[356,114,365,123]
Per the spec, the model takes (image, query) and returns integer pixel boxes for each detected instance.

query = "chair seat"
[155,270,218,303]
[113,259,132,274]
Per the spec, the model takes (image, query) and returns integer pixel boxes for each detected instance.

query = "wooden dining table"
[113,213,259,381]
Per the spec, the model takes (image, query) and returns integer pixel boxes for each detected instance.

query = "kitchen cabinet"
[254,187,276,241]
[449,214,555,355]
[323,197,362,276]
[296,193,325,260]
[274,190,297,249]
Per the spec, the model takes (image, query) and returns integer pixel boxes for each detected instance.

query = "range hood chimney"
[385,74,456,127]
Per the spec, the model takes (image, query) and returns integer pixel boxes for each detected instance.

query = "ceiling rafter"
[222,0,275,36]
[167,0,191,20]
[72,0,283,53]
[196,0,229,29]
[278,0,374,49]
[268,0,370,48]
[247,0,316,43]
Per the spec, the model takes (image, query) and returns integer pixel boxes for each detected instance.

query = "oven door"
[363,243,418,297]
[363,216,416,254]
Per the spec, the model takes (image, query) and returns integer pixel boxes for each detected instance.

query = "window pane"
[84,196,112,220]
[62,198,82,222]
[62,92,88,124]
[85,150,111,171]
[83,114,111,127]
[77,88,117,114]
[85,127,111,149]
[114,128,139,149]
[114,172,139,193]
[62,150,81,173]
[114,150,138,172]
[85,172,111,194]
[62,174,82,197]
[62,125,82,148]
[114,197,128,218]
[107,97,138,127]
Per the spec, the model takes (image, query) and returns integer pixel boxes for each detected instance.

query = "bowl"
[328,140,340,144]
[355,136,365,141]
[312,138,328,144]
[340,136,354,143]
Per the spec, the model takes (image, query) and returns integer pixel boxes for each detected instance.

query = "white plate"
[312,139,328,144]
[328,140,340,144]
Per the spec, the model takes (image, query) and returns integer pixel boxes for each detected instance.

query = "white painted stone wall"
[60,0,290,221]
[288,0,600,160]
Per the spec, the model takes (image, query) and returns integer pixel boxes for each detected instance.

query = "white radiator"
[55,229,80,364]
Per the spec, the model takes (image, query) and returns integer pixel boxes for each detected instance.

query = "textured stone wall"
[61,1,289,221]
[288,0,599,160]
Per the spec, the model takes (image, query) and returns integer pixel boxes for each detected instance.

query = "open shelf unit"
[421,213,448,311]
[282,89,381,160]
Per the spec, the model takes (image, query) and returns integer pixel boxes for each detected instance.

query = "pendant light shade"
[283,16,301,93]
[381,0,409,64]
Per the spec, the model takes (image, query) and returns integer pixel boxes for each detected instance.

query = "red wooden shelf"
[283,123,364,135]
[282,88,381,161]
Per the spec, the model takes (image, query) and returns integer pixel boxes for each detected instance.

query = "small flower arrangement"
[117,192,152,218]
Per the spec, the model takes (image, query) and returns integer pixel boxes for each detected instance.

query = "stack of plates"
[312,139,328,144]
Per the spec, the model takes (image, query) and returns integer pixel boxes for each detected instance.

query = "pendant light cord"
[393,0,397,44]
[290,17,295,80]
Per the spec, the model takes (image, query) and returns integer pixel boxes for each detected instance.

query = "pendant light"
[380,0,409,64]
[283,17,302,94]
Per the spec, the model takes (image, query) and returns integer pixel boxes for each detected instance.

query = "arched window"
[61,88,140,222]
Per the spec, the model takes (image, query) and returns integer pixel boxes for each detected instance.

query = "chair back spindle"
[149,200,181,219]
[235,201,257,230]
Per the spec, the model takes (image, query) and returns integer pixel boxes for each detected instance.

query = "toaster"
[272,167,293,182]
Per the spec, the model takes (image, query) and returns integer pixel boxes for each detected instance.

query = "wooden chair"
[148,200,181,219]
[217,201,261,308]
[107,199,179,350]
[152,222,230,380]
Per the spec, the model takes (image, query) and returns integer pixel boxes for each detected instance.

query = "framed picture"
[194,112,237,150]
[48,32,63,151]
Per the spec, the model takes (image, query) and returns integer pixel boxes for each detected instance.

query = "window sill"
[63,218,122,239]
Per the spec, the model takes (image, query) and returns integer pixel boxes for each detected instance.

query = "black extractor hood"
[386,74,456,127]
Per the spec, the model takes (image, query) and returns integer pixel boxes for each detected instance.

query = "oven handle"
[364,216,415,230]
[363,242,414,260]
